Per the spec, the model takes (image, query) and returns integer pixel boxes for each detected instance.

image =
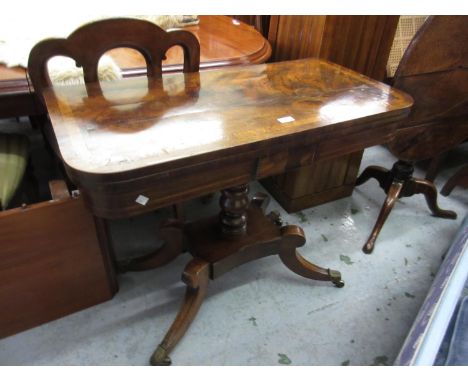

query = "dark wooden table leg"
[149,184,344,365]
[150,258,210,366]
[356,165,390,188]
[357,160,457,254]
[363,181,403,254]
[412,179,457,219]
[441,165,468,196]
[278,226,344,287]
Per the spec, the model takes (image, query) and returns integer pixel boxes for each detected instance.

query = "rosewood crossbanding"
[42,57,413,365]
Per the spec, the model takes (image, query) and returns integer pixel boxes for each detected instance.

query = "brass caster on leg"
[150,345,172,366]
[362,240,375,255]
[329,269,345,288]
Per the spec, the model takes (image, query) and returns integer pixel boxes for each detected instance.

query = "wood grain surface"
[387,15,468,162]
[42,58,412,218]
[263,16,400,212]
[44,58,412,176]
[110,15,271,75]
[0,195,117,338]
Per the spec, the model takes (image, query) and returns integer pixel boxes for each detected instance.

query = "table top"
[44,58,413,182]
[111,15,271,75]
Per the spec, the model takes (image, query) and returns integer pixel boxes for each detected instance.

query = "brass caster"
[333,279,345,288]
[150,345,172,366]
[329,269,345,288]
[362,241,374,255]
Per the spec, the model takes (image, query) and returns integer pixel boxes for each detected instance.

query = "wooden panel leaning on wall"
[0,181,117,339]
[262,16,400,212]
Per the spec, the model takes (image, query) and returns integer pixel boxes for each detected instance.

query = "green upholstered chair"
[0,133,29,210]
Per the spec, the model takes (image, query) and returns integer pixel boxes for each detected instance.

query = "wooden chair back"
[387,16,468,161]
[28,17,200,103]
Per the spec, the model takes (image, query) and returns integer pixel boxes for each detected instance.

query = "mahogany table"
[0,15,271,118]
[42,58,413,365]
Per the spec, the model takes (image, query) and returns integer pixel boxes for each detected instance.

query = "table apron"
[74,118,401,219]
[79,146,302,219]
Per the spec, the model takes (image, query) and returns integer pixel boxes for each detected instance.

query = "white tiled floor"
[0,141,466,366]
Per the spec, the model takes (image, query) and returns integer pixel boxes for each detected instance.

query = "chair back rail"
[28,18,200,103]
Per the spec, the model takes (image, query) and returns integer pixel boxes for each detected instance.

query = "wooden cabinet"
[262,16,399,212]
[0,182,117,338]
